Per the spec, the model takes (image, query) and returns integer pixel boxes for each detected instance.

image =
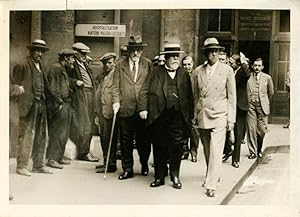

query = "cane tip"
[104,175,107,179]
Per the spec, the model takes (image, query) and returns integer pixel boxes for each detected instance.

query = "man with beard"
[138,42,194,189]
[112,35,152,180]
[192,37,236,197]
[95,52,118,173]
[181,55,200,162]
[11,39,52,176]
[46,48,77,169]
[222,53,251,168]
[247,58,274,159]
[69,42,99,162]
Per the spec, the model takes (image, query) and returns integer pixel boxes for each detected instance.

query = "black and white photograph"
[0,0,299,216]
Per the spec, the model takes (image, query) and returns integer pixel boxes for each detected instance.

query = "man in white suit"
[192,37,236,197]
[247,58,274,159]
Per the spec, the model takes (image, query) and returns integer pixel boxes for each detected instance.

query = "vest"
[166,73,180,111]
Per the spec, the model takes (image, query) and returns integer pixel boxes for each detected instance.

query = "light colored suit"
[192,61,236,190]
[247,72,274,155]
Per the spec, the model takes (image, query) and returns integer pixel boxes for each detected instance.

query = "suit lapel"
[158,67,168,97]
[122,58,134,82]
[136,58,144,82]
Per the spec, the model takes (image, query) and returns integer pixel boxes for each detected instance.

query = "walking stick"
[104,110,117,180]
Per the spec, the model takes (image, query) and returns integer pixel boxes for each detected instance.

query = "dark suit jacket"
[235,63,251,111]
[112,56,152,117]
[11,57,46,118]
[138,65,194,131]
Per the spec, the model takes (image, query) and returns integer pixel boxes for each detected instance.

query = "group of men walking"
[10,35,274,198]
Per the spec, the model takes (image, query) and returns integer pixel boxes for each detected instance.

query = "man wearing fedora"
[95,52,118,173]
[69,42,99,162]
[192,37,236,197]
[11,39,52,176]
[46,48,77,169]
[112,35,152,180]
[138,41,194,189]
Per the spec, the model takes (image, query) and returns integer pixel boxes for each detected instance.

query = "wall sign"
[239,10,272,40]
[75,24,126,37]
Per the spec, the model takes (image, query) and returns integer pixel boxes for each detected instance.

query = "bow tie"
[167,69,176,73]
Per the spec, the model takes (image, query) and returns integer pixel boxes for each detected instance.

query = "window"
[208,9,232,32]
[279,10,290,32]
[277,44,290,91]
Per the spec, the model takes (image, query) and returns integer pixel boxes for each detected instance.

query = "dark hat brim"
[126,43,147,47]
[27,45,49,51]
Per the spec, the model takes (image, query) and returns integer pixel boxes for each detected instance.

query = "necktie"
[133,62,138,82]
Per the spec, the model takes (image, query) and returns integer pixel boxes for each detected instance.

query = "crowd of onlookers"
[10,35,274,198]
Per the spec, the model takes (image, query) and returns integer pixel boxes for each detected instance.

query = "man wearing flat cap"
[95,52,118,173]
[112,35,152,180]
[11,39,52,176]
[46,48,77,169]
[191,37,236,197]
[138,41,194,189]
[69,42,98,162]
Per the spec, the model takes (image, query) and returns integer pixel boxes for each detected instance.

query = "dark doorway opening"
[239,41,270,74]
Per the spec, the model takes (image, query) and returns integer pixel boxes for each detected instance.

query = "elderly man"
[222,53,251,168]
[112,35,152,180]
[95,52,118,173]
[192,37,236,197]
[181,55,200,162]
[46,48,77,169]
[69,42,98,162]
[138,42,194,189]
[247,58,274,159]
[11,39,52,176]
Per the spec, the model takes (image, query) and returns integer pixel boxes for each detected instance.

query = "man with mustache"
[112,35,152,180]
[11,39,52,176]
[247,58,274,159]
[46,48,77,169]
[138,42,193,189]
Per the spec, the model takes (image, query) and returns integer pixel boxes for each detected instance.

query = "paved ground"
[9,124,289,205]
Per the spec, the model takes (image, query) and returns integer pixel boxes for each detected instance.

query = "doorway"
[239,41,270,74]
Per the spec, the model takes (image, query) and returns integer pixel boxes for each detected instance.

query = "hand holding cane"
[104,108,118,179]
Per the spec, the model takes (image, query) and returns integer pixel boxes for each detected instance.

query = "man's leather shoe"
[181,153,189,160]
[79,153,99,162]
[118,171,133,180]
[206,189,215,197]
[172,177,182,189]
[150,179,165,187]
[191,156,197,163]
[16,168,31,176]
[248,153,257,159]
[95,164,105,169]
[141,165,149,176]
[232,161,239,168]
[59,159,71,165]
[222,151,232,162]
[47,159,63,169]
[96,166,116,173]
[32,167,53,174]
[257,152,263,158]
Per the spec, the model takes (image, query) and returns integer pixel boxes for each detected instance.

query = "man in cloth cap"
[191,37,236,197]
[112,35,152,180]
[11,39,52,176]
[138,41,194,189]
[46,48,77,169]
[69,42,98,162]
[95,52,118,173]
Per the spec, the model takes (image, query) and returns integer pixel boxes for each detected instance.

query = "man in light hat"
[46,48,77,169]
[69,42,99,162]
[11,39,52,176]
[112,35,152,180]
[138,41,194,189]
[95,52,118,173]
[191,37,236,197]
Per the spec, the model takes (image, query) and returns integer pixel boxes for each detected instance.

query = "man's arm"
[47,65,64,104]
[226,66,237,131]
[267,75,275,102]
[111,61,121,113]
